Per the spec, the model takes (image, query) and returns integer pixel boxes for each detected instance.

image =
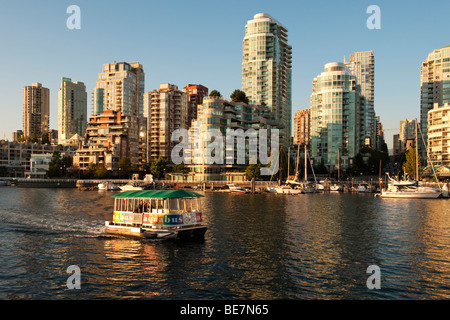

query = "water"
[0,187,449,300]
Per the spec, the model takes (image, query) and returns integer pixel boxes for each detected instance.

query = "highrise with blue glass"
[242,13,292,148]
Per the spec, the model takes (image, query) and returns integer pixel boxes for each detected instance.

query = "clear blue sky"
[0,0,449,151]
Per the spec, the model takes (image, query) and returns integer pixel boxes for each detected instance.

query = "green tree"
[209,90,221,98]
[94,165,109,178]
[150,157,167,179]
[245,163,261,181]
[41,132,50,144]
[29,133,38,143]
[172,163,189,174]
[230,89,249,104]
[403,148,421,178]
[46,151,62,178]
[118,157,132,178]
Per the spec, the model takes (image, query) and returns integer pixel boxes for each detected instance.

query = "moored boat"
[105,190,207,240]
[228,184,249,194]
[119,181,144,191]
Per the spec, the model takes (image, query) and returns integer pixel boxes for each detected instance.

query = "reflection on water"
[0,187,449,299]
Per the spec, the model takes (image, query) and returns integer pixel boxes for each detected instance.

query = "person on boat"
[135,200,144,213]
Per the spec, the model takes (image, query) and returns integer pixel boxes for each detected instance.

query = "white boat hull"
[380,190,441,199]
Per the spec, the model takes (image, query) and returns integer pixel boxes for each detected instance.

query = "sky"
[0,0,449,152]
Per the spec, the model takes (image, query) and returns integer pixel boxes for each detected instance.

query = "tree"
[245,163,261,181]
[118,157,132,178]
[94,165,109,178]
[29,133,38,143]
[150,157,167,179]
[230,89,249,104]
[46,151,62,178]
[403,148,421,178]
[41,132,50,145]
[209,90,221,98]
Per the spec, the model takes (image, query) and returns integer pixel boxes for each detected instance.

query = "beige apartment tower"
[58,77,87,145]
[293,108,311,146]
[420,45,450,162]
[23,83,50,139]
[144,84,188,163]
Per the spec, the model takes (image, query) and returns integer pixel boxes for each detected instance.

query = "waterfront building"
[420,45,450,161]
[242,13,292,148]
[185,96,282,181]
[427,102,450,167]
[293,108,310,146]
[310,62,362,172]
[145,83,188,163]
[74,62,146,173]
[73,110,138,172]
[58,77,87,146]
[23,83,50,139]
[0,140,60,177]
[345,51,375,148]
[183,84,209,128]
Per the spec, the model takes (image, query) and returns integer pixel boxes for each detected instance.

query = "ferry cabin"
[105,190,206,240]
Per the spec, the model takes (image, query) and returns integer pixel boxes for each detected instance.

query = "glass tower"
[310,63,361,171]
[242,13,292,148]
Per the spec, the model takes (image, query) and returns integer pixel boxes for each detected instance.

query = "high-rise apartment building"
[58,77,87,145]
[145,84,188,163]
[427,102,450,167]
[293,108,310,146]
[23,83,50,139]
[345,51,375,148]
[183,84,208,128]
[74,62,145,173]
[310,62,362,171]
[242,13,292,147]
[187,96,282,181]
[420,45,450,161]
[399,118,417,153]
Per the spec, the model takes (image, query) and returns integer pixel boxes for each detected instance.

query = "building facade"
[242,13,292,148]
[183,84,208,128]
[427,102,450,167]
[23,83,50,139]
[58,77,87,146]
[0,140,59,177]
[74,62,146,172]
[420,45,450,161]
[345,51,375,148]
[398,118,417,154]
[310,62,362,172]
[145,83,188,163]
[186,96,282,181]
[293,108,311,146]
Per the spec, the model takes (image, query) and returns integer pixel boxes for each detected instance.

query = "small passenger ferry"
[105,190,207,240]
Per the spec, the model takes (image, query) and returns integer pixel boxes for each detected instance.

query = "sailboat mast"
[415,119,419,181]
[304,145,307,181]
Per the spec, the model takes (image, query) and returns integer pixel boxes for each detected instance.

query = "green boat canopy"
[111,190,204,199]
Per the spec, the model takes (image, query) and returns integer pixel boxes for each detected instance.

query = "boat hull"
[105,222,207,240]
[380,191,441,199]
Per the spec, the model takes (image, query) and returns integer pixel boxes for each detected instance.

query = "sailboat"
[285,145,317,193]
[330,149,343,192]
[380,120,441,199]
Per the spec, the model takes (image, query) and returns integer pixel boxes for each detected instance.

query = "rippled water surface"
[0,187,449,299]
